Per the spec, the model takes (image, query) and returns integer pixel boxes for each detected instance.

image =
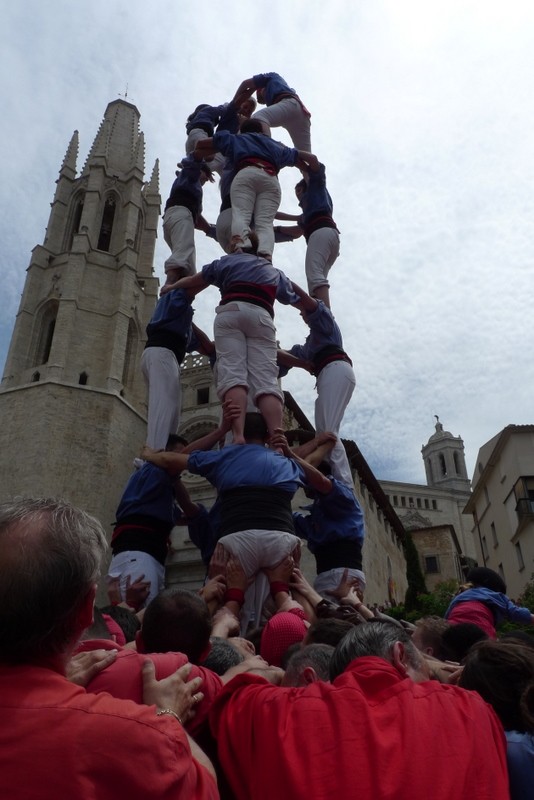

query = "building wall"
[468,428,534,599]
[380,479,475,561]
[410,525,464,592]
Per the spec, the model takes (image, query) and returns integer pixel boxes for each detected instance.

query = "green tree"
[403,532,428,611]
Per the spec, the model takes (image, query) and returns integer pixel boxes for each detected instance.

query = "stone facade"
[464,425,534,599]
[380,420,476,585]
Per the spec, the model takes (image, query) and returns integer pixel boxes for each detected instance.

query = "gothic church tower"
[0,100,160,533]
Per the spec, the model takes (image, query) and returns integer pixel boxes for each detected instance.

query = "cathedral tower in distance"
[0,100,160,533]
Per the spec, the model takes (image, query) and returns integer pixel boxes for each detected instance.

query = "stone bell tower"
[0,99,160,531]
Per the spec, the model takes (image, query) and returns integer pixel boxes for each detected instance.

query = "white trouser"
[230,167,281,257]
[254,97,312,152]
[141,347,181,450]
[214,302,283,404]
[315,360,356,488]
[107,550,165,608]
[215,530,301,634]
[306,228,340,293]
[215,207,233,253]
[162,205,196,275]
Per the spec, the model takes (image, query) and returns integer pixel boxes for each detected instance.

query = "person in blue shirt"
[160,245,311,445]
[234,72,312,151]
[195,118,317,259]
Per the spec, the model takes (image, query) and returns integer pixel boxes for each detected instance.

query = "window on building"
[196,387,210,405]
[31,371,40,382]
[439,453,447,476]
[482,536,489,562]
[491,522,498,548]
[393,495,398,506]
[78,372,88,386]
[424,499,429,509]
[424,555,440,574]
[408,497,414,508]
[513,476,534,518]
[416,498,422,509]
[97,195,117,252]
[432,499,437,510]
[66,193,84,250]
[401,496,406,507]
[453,451,461,475]
[34,301,59,367]
[515,542,525,570]
[427,458,433,482]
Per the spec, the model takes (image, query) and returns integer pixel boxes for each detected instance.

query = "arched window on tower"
[439,453,447,477]
[34,300,59,367]
[453,451,461,475]
[427,458,434,483]
[97,194,117,252]
[65,192,85,251]
[134,209,143,252]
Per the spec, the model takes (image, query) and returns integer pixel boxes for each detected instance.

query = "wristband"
[270,581,290,597]
[225,588,245,606]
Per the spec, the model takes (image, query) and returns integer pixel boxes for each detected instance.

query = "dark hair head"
[166,434,188,451]
[283,643,334,686]
[99,605,141,643]
[0,498,107,663]
[459,639,534,732]
[200,637,244,675]
[330,621,422,681]
[243,412,268,442]
[305,618,355,648]
[141,588,212,662]
[441,622,489,663]
[466,567,506,594]
[240,118,264,135]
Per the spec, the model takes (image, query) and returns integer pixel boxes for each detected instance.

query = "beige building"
[0,98,408,606]
[0,100,161,574]
[380,418,475,587]
[464,425,534,599]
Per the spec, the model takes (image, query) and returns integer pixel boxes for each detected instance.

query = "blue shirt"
[212,131,298,170]
[253,72,297,105]
[146,289,193,343]
[187,444,304,493]
[289,301,345,361]
[186,103,227,135]
[201,253,300,306]
[299,163,335,223]
[165,155,205,214]
[445,587,533,626]
[293,478,365,553]
[115,463,180,527]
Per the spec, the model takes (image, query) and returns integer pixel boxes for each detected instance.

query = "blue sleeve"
[289,343,308,360]
[504,599,533,624]
[274,270,300,305]
[212,131,234,157]
[201,259,222,286]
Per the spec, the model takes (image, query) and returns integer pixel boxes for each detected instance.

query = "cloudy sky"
[2,0,534,484]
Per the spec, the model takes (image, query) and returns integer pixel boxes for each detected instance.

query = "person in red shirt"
[0,497,218,800]
[210,620,509,800]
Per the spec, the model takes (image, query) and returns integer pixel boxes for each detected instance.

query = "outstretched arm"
[160,272,209,297]
[291,432,337,465]
[141,447,189,475]
[270,429,332,495]
[277,349,314,374]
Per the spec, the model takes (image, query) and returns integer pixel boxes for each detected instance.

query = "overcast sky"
[2,0,534,484]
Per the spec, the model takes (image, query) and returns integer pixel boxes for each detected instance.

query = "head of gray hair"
[283,643,335,686]
[0,497,107,663]
[329,620,424,681]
